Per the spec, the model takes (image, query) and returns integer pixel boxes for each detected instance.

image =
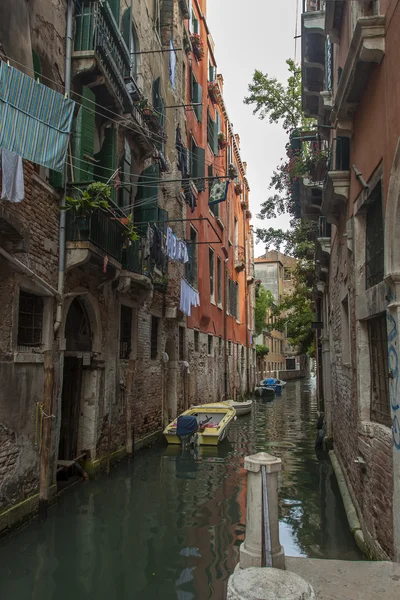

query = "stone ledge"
[332,16,385,123]
[0,484,57,537]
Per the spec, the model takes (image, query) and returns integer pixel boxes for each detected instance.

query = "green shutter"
[209,63,215,82]
[32,50,42,82]
[122,7,131,48]
[49,169,65,190]
[193,145,205,192]
[213,117,218,155]
[74,3,94,52]
[193,16,199,33]
[108,0,120,24]
[134,165,159,234]
[119,139,131,208]
[72,86,95,184]
[194,82,202,122]
[94,127,117,200]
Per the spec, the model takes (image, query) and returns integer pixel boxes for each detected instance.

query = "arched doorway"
[164,337,178,424]
[59,298,92,460]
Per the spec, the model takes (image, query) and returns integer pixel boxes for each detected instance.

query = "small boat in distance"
[163,402,236,446]
[226,399,252,416]
[255,378,287,397]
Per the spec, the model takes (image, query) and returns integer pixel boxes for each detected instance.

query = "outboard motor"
[176,415,199,449]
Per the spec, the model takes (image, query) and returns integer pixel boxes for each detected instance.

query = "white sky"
[207,0,299,257]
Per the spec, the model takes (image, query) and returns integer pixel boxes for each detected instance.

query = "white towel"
[1,148,24,203]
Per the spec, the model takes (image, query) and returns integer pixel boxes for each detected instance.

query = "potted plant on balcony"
[306,145,329,183]
[153,274,169,293]
[121,214,139,249]
[235,182,243,195]
[218,132,228,150]
[190,33,205,61]
[228,163,237,180]
[65,182,111,236]
[208,81,220,104]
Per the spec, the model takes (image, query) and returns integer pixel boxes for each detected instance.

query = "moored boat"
[163,402,236,446]
[226,399,252,416]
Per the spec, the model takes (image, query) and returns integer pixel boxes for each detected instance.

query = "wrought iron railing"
[303,0,325,12]
[66,209,125,261]
[122,237,153,278]
[74,0,132,109]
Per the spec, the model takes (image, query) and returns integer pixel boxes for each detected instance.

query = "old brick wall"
[329,225,394,559]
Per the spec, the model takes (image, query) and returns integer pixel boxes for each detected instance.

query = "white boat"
[226,399,252,416]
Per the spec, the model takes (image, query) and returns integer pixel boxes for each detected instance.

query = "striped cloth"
[0,62,75,172]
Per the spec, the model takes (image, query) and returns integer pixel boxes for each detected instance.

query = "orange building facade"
[183,0,256,400]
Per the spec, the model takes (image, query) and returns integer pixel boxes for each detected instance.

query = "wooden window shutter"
[134,165,159,233]
[108,0,120,24]
[32,50,42,82]
[213,116,218,155]
[94,126,117,200]
[119,139,131,208]
[72,86,96,184]
[122,7,131,50]
[193,145,205,191]
[195,81,202,122]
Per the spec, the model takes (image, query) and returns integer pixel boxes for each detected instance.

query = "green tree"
[255,287,274,336]
[245,60,317,354]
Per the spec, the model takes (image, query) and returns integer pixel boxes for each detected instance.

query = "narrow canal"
[0,377,361,599]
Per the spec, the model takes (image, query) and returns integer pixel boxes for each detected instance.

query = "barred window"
[368,313,390,427]
[120,305,133,359]
[366,182,384,289]
[18,292,43,348]
[229,279,238,319]
[194,330,199,352]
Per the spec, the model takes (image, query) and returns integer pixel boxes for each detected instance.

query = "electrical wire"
[4,54,230,174]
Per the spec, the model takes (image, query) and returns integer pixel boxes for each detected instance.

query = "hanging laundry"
[180,279,200,316]
[0,63,75,172]
[166,227,189,264]
[144,223,153,259]
[1,149,24,203]
[169,37,177,90]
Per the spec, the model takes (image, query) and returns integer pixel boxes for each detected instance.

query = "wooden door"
[59,357,83,460]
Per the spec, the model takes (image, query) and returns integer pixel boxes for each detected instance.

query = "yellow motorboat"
[163,402,236,446]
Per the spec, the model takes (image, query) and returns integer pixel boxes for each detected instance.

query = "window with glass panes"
[209,247,215,300]
[217,257,222,305]
[208,335,213,355]
[368,313,390,426]
[185,225,198,287]
[18,292,43,348]
[120,305,133,359]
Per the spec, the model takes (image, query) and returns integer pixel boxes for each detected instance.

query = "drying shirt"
[180,279,200,316]
[1,148,24,203]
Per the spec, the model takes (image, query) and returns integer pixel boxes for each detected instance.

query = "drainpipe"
[39,0,74,522]
[223,255,228,399]
[54,0,73,334]
[243,217,250,396]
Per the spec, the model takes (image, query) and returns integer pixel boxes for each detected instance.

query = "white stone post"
[227,568,316,600]
[239,452,285,570]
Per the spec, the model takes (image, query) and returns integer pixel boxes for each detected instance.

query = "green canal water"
[0,377,361,599]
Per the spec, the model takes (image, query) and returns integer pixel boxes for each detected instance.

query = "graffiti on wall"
[387,309,400,449]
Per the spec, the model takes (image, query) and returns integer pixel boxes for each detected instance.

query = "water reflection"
[0,378,361,600]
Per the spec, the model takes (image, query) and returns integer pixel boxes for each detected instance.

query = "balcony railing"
[303,0,325,12]
[74,0,132,110]
[122,238,153,278]
[66,209,125,261]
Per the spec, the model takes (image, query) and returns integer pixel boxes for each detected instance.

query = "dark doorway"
[59,357,83,460]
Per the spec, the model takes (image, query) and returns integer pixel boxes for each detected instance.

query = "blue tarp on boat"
[177,416,198,437]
